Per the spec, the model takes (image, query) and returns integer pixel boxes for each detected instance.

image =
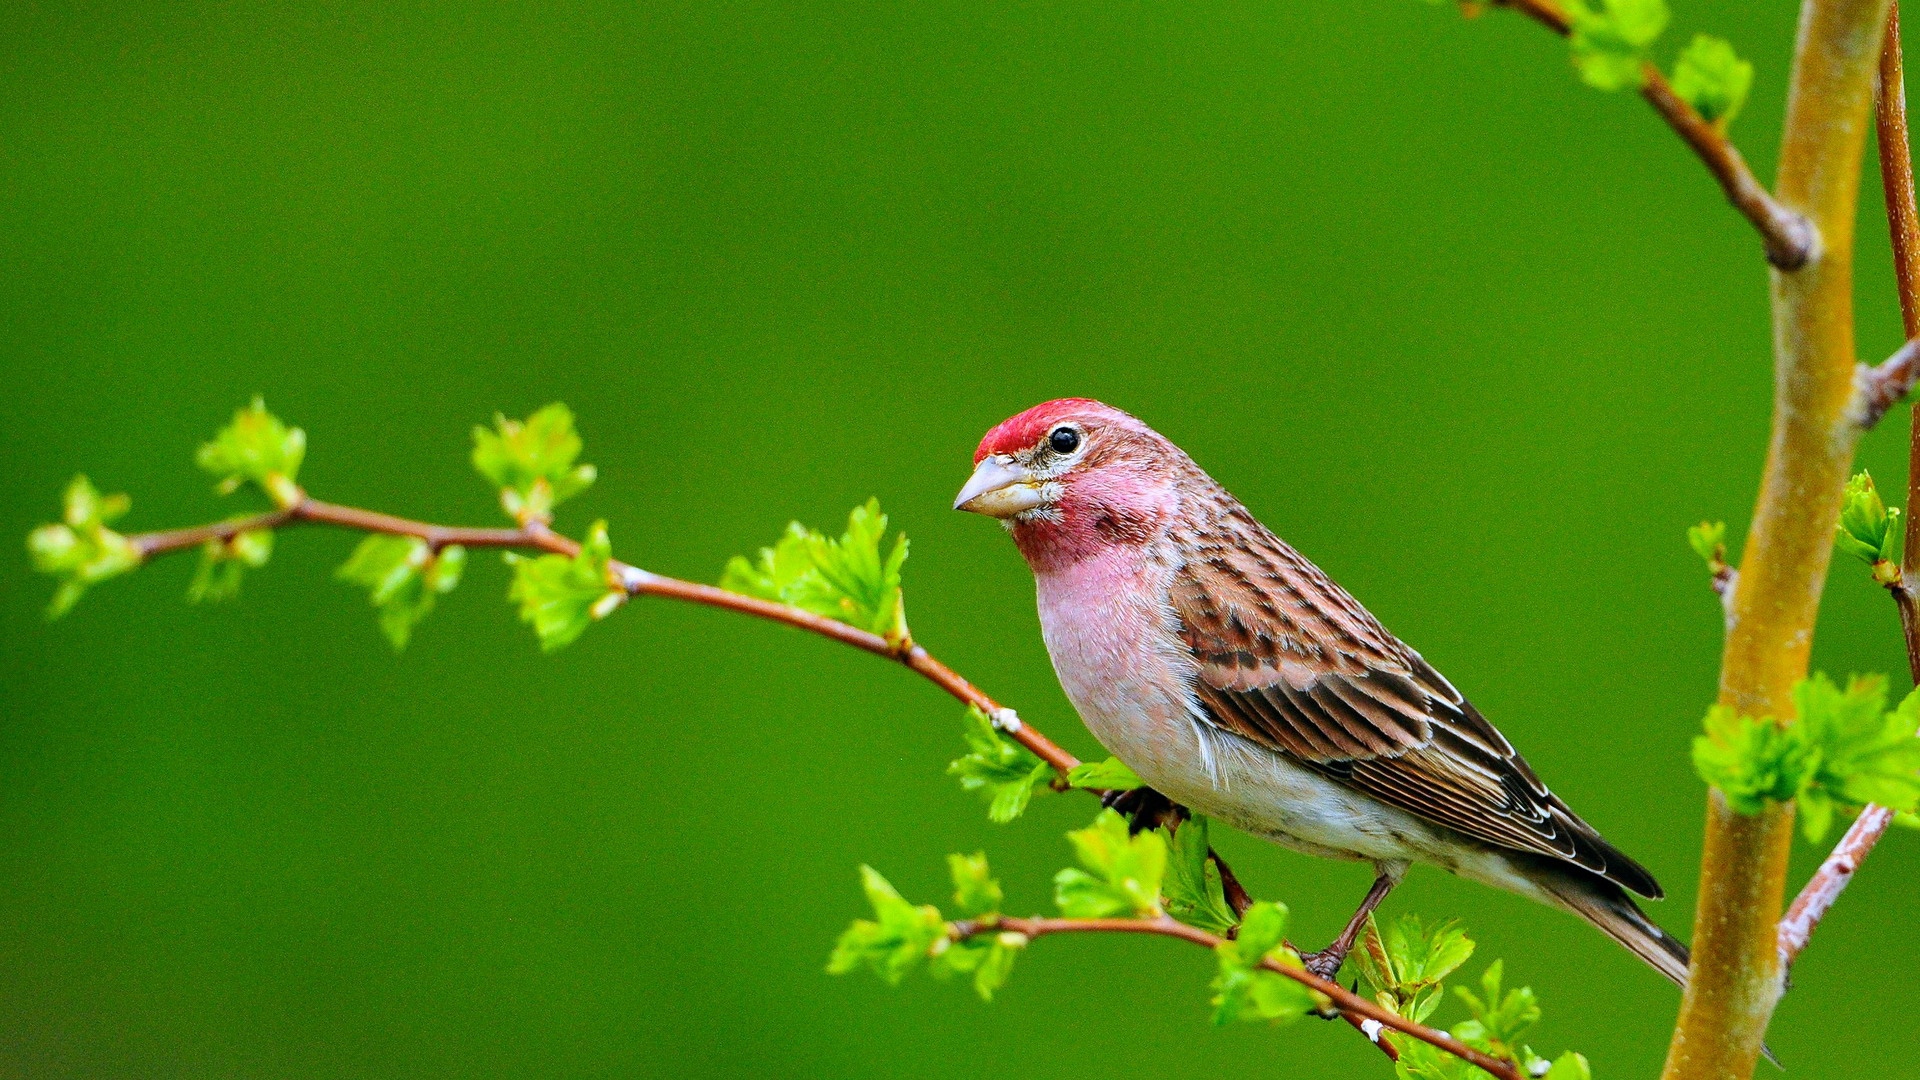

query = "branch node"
[1847,338,1920,429]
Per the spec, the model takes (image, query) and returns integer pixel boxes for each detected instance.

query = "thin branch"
[950,915,1516,1080]
[1491,0,1819,269]
[1778,805,1895,966]
[1882,1,1920,339]
[120,493,1085,774]
[1781,7,1920,972]
[1847,337,1920,428]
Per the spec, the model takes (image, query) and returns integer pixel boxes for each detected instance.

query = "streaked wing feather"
[1171,510,1662,899]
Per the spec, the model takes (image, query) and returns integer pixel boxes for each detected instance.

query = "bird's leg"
[1297,867,1402,981]
[1100,785,1186,835]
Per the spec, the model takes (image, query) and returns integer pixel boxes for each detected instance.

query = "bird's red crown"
[973,398,1112,463]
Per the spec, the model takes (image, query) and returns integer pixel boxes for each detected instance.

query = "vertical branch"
[1662,2,1894,1079]
[1886,5,1920,621]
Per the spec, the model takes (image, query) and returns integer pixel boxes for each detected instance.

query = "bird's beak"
[954,456,1048,518]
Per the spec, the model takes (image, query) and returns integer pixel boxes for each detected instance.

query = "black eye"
[1048,426,1081,454]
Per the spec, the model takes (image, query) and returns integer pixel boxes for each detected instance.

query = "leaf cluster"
[721,499,908,640]
[1355,916,1587,1080]
[27,476,142,618]
[197,397,306,506]
[1835,471,1904,585]
[1053,808,1167,917]
[1692,672,1920,841]
[948,706,1055,822]
[337,535,468,649]
[1210,901,1318,1025]
[471,403,596,523]
[826,855,1024,1002]
[505,522,623,652]
[189,527,275,604]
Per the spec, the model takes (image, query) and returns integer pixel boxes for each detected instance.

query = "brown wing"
[1170,510,1661,899]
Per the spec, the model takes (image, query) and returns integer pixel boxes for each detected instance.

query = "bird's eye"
[1048,426,1082,454]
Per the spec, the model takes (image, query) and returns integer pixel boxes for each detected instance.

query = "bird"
[952,397,1687,987]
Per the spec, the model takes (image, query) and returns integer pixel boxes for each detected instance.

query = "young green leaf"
[928,927,1026,1002]
[1354,913,1475,1025]
[1795,674,1920,840]
[721,500,909,639]
[27,475,142,618]
[1687,520,1726,566]
[1451,959,1541,1062]
[1836,471,1903,583]
[1565,0,1668,91]
[827,865,946,985]
[471,404,597,523]
[948,705,1053,823]
[504,521,622,651]
[1053,808,1166,918]
[1670,35,1753,127]
[947,851,1003,918]
[1691,703,1810,815]
[1210,901,1316,1024]
[1160,814,1240,935]
[188,527,275,604]
[1066,757,1144,791]
[337,535,467,649]
[1544,1053,1592,1080]
[197,398,306,506]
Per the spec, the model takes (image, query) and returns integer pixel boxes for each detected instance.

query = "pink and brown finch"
[954,398,1688,986]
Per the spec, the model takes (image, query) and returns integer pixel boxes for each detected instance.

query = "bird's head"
[955,398,1191,570]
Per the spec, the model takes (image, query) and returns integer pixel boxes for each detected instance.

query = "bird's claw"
[1296,946,1346,982]
[1099,785,1185,834]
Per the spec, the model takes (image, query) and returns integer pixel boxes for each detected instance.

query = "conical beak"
[954,456,1047,518]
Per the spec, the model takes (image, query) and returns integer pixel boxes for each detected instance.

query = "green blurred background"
[4,2,1919,1076]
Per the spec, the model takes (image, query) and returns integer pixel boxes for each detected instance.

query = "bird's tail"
[1534,866,1690,989]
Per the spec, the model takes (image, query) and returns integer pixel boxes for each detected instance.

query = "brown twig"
[121,492,1084,774]
[1490,0,1818,269]
[949,915,1514,1080]
[1848,337,1920,428]
[1782,2,1920,975]
[1778,804,1894,966]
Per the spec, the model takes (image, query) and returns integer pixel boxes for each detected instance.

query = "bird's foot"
[1099,785,1186,835]
[1294,944,1348,982]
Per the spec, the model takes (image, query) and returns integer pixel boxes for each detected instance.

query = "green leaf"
[1565,0,1668,90]
[188,527,275,604]
[948,705,1053,823]
[1687,520,1726,565]
[1066,757,1143,791]
[1670,34,1753,127]
[1053,809,1166,918]
[1691,703,1809,814]
[471,403,597,523]
[947,852,1003,918]
[721,499,909,639]
[27,475,142,618]
[504,521,622,651]
[1354,913,1474,1026]
[1452,959,1541,1059]
[336,535,467,649]
[1836,472,1904,579]
[196,397,306,506]
[969,933,1023,1001]
[827,866,946,985]
[1210,901,1315,1025]
[1160,815,1240,935]
[1796,675,1920,838]
[1544,1052,1593,1080]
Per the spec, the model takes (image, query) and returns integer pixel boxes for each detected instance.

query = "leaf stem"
[949,915,1517,1080]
